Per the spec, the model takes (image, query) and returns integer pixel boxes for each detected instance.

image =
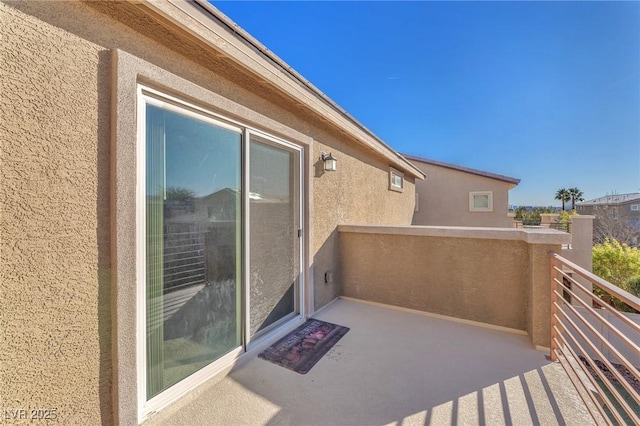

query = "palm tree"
[568,187,584,210]
[555,188,570,211]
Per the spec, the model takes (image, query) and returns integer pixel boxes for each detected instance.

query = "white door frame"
[243,128,305,350]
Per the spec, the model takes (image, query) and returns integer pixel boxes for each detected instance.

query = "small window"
[414,193,419,212]
[469,191,493,212]
[631,204,639,211]
[389,167,404,192]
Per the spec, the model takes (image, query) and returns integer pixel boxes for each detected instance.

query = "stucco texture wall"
[1,2,111,423]
[340,232,529,330]
[411,161,514,228]
[312,137,415,309]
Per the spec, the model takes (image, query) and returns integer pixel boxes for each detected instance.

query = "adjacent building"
[404,154,520,228]
[576,193,640,244]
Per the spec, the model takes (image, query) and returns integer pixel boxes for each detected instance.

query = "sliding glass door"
[144,103,242,399]
[140,89,304,409]
[249,135,302,339]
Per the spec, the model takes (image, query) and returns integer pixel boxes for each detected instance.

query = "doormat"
[258,319,349,374]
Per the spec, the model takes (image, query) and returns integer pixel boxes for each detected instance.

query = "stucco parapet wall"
[571,215,596,220]
[338,225,571,245]
[134,0,424,179]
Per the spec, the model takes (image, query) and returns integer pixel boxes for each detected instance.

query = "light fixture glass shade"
[322,152,337,171]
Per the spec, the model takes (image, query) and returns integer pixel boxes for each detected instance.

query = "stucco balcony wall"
[339,225,571,347]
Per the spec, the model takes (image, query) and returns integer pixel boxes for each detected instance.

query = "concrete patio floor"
[146,298,597,426]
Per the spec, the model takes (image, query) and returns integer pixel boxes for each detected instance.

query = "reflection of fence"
[550,253,640,425]
[148,222,236,333]
[163,223,206,292]
[163,222,237,293]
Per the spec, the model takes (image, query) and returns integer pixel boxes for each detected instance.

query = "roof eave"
[403,154,520,186]
[132,0,425,179]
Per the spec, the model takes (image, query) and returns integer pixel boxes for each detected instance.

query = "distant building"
[576,193,640,227]
[404,154,520,228]
[576,193,640,244]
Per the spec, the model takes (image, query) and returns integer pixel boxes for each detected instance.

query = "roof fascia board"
[404,154,520,187]
[579,198,640,206]
[133,0,424,179]
[579,193,640,205]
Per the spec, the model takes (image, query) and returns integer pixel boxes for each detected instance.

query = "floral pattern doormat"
[258,319,350,374]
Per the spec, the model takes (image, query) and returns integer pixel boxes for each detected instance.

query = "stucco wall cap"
[338,225,571,245]
[571,215,595,220]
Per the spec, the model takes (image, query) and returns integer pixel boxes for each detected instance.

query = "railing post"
[549,252,558,361]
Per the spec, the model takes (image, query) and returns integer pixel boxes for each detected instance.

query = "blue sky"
[213,1,640,206]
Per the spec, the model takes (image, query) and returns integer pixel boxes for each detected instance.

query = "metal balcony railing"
[549,253,640,425]
[548,221,572,233]
[515,220,571,234]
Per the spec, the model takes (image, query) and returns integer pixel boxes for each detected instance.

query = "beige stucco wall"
[561,215,595,305]
[339,226,569,347]
[341,233,528,330]
[411,160,514,228]
[0,2,112,423]
[1,1,416,424]
[312,138,415,309]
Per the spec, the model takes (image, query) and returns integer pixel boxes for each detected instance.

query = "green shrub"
[626,276,640,298]
[592,238,640,313]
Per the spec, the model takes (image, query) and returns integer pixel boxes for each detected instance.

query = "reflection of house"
[161,188,239,223]
[404,154,520,228]
[193,188,239,222]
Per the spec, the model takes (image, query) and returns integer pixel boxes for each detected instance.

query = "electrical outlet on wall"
[324,271,333,284]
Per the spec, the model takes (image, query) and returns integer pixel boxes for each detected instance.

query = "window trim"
[389,167,404,192]
[469,191,493,212]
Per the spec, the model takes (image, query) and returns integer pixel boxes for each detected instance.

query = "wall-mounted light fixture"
[321,152,337,172]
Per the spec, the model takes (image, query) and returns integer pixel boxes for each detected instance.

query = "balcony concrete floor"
[147,298,597,426]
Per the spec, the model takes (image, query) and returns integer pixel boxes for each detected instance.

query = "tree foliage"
[165,186,196,201]
[592,238,640,312]
[557,210,578,232]
[554,187,584,211]
[511,206,557,225]
[558,210,578,223]
[567,187,584,209]
[555,188,571,211]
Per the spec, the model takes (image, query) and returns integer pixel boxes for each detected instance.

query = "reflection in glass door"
[249,135,302,338]
[144,103,242,399]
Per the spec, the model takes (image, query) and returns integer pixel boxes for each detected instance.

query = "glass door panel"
[145,104,241,399]
[249,136,301,338]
